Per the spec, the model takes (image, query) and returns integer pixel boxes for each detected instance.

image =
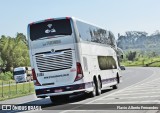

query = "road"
[1,67,160,113]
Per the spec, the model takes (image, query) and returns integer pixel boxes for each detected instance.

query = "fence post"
[9,81,10,97]
[29,81,30,93]
[16,82,17,94]
[23,82,24,93]
[2,81,3,97]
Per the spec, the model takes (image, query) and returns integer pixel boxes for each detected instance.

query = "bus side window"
[98,56,117,70]
[83,57,88,71]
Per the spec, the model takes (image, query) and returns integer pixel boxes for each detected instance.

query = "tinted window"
[30,19,72,41]
[14,70,25,75]
[76,20,116,47]
[98,56,117,70]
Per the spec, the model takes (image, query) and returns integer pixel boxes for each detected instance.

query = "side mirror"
[121,55,123,59]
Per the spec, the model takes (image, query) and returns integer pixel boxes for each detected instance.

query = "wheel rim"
[92,82,96,96]
[97,79,101,94]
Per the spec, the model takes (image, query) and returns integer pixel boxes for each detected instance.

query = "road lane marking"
[99,95,160,100]
[138,82,160,86]
[107,100,160,104]
[129,86,159,90]
[132,85,160,88]
[109,92,160,96]
[122,89,160,93]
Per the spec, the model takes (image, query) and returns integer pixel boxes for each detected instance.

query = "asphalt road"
[1,67,160,113]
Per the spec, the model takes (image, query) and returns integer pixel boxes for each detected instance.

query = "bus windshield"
[30,19,72,41]
[14,70,25,75]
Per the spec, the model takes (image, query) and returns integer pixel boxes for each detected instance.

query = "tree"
[0,33,30,71]
[126,51,137,61]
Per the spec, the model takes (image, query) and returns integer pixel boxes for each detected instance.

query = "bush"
[0,72,13,80]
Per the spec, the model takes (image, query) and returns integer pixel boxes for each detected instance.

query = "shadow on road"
[18,88,113,109]
[0,88,113,113]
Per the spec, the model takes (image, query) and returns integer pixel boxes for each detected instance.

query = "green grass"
[0,81,35,101]
[0,80,15,85]
[121,57,160,67]
[148,62,160,67]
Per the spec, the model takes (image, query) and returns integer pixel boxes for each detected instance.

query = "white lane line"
[137,83,160,87]
[124,85,160,91]
[138,83,160,86]
[136,77,160,86]
[98,95,160,100]
[124,86,159,90]
[122,89,160,93]
[107,100,160,104]
[109,92,160,96]
[131,85,160,88]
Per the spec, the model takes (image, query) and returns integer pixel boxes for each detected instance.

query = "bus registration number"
[54,89,63,93]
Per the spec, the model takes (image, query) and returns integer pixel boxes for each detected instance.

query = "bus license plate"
[54,89,63,93]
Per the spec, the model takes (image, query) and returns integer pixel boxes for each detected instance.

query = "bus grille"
[35,50,73,72]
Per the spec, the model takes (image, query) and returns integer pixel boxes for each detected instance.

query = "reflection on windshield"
[14,70,25,75]
[38,34,70,40]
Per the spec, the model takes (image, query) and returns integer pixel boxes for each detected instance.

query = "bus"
[13,67,32,83]
[27,17,122,102]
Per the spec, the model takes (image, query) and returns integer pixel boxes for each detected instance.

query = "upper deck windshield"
[30,19,72,41]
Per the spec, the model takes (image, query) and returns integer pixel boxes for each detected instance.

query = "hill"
[117,31,160,54]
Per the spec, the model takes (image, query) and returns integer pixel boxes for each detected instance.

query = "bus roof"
[28,17,108,31]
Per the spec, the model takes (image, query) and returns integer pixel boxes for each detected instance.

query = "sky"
[0,0,160,39]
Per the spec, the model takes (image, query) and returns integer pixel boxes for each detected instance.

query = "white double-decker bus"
[27,17,122,102]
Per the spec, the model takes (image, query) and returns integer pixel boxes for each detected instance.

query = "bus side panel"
[79,42,119,89]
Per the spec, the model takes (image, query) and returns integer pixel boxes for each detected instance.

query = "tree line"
[0,33,30,72]
[117,31,160,54]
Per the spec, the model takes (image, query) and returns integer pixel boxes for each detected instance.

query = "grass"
[148,62,160,67]
[121,57,160,67]
[0,81,35,101]
[0,80,15,85]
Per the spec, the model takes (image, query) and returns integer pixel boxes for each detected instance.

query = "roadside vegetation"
[0,33,30,72]
[0,81,34,101]
[121,51,160,67]
[0,33,34,101]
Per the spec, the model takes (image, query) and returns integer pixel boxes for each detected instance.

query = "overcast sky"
[0,0,160,38]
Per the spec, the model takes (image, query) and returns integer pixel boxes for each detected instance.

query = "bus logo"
[45,24,56,34]
[47,24,52,28]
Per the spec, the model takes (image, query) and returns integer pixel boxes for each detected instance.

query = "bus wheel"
[96,78,101,95]
[112,76,119,89]
[88,81,96,97]
[112,85,118,89]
